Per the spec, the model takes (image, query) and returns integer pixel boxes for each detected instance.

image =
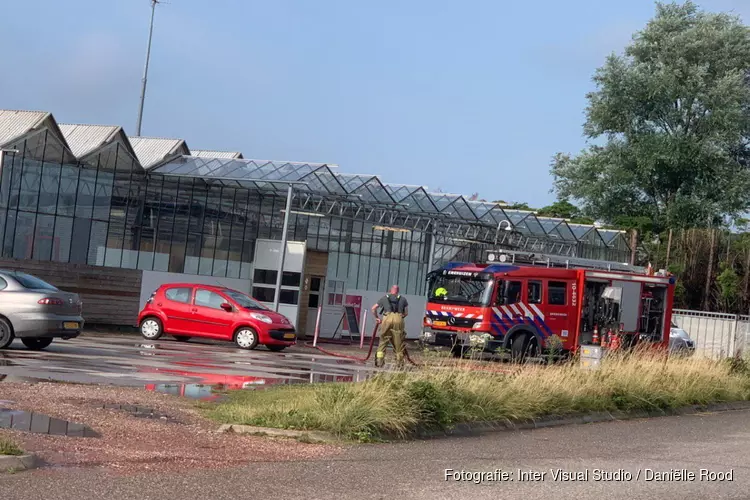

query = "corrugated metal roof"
[0,110,49,147]
[191,149,243,159]
[129,137,190,169]
[59,123,121,158]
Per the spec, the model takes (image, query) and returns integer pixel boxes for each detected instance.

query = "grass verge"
[0,437,23,456]
[203,353,750,442]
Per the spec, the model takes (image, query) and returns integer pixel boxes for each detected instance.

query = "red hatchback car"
[137,284,296,351]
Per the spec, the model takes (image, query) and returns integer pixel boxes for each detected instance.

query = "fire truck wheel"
[511,332,536,361]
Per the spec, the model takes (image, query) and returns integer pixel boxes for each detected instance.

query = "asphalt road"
[0,333,374,394]
[2,409,749,499]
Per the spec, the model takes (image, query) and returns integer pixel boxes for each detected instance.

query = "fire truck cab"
[421,249,675,358]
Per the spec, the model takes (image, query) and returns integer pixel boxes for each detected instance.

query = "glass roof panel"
[336,174,373,191]
[598,229,624,245]
[539,219,563,238]
[205,159,248,178]
[429,194,461,212]
[519,213,547,237]
[360,178,395,204]
[410,189,439,213]
[554,221,578,242]
[385,184,417,202]
[569,224,594,239]
[469,201,496,219]
[315,169,347,195]
[446,197,478,220]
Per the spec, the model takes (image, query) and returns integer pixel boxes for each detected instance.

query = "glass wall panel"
[52,216,73,263]
[39,161,61,215]
[75,168,97,219]
[88,220,108,266]
[2,209,16,257]
[32,214,55,261]
[13,212,35,259]
[57,166,79,217]
[18,161,40,213]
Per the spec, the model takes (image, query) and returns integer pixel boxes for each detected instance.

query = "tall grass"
[205,353,750,441]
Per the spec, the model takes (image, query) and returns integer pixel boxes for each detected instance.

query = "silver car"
[669,320,695,355]
[0,271,83,350]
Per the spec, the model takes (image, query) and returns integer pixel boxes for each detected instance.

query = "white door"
[320,280,346,338]
[305,276,325,336]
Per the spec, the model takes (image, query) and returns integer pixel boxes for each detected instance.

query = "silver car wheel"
[236,329,256,349]
[141,319,161,339]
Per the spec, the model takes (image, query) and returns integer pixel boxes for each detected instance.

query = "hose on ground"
[304,322,420,367]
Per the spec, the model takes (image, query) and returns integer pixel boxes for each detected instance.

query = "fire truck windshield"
[428,275,494,306]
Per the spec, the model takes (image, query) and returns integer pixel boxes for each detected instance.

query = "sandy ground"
[0,382,337,475]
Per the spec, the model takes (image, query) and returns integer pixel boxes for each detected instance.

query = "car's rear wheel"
[140,317,163,340]
[0,318,13,349]
[21,338,53,350]
[267,344,286,352]
[173,335,191,342]
[235,328,259,350]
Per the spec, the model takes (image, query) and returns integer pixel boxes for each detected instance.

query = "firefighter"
[371,285,409,368]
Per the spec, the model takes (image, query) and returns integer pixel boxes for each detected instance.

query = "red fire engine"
[421,250,675,359]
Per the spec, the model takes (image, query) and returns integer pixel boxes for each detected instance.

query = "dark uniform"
[375,293,408,367]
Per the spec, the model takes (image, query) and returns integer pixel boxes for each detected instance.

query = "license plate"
[283,333,295,340]
[63,322,79,330]
[433,321,447,327]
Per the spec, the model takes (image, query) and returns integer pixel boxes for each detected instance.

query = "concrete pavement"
[2,408,749,499]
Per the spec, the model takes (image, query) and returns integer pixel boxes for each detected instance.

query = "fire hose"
[304,322,420,367]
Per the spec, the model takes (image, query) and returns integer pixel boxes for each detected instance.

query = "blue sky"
[2,0,748,206]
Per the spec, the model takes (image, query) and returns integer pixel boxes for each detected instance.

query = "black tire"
[140,317,163,340]
[21,338,53,350]
[234,327,259,350]
[267,345,286,352]
[451,344,467,358]
[511,332,537,362]
[173,335,191,342]
[0,318,13,349]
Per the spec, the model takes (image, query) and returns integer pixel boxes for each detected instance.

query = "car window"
[496,281,522,306]
[11,273,57,290]
[224,289,264,310]
[528,280,542,304]
[194,289,227,309]
[548,281,567,305]
[165,287,192,304]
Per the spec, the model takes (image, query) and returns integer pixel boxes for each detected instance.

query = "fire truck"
[421,249,676,358]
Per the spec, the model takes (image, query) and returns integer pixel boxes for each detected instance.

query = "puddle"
[100,404,178,423]
[0,408,99,437]
[146,383,220,400]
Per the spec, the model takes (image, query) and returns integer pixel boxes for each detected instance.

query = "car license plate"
[283,333,295,340]
[433,321,447,327]
[63,322,79,330]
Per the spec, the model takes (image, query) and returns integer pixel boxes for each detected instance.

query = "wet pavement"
[0,334,374,396]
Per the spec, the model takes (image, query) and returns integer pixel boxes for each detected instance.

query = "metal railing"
[672,309,750,359]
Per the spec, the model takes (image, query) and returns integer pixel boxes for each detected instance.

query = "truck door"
[544,279,578,348]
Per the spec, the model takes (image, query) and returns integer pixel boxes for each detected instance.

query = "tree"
[551,1,750,232]
[535,199,578,219]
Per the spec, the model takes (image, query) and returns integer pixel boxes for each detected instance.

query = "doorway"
[305,276,325,337]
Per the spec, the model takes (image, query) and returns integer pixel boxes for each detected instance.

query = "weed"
[0,438,23,456]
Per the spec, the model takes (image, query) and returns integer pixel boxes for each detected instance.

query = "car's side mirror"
[221,302,233,312]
